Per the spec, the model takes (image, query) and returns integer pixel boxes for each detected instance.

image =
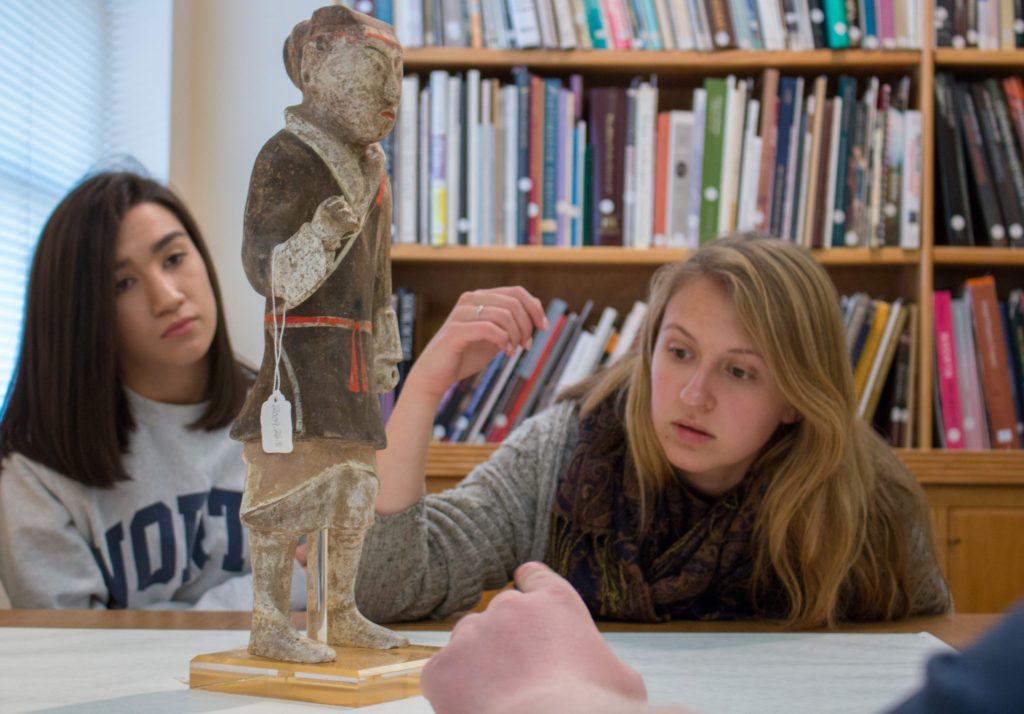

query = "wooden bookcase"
[393,9,1024,613]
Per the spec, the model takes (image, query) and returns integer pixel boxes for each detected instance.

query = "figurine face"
[114,202,217,400]
[303,29,402,145]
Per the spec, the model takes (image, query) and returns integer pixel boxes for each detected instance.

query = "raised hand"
[405,287,547,400]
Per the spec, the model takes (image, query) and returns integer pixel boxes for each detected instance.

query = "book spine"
[540,78,562,245]
[973,81,1024,246]
[933,74,975,246]
[699,76,729,243]
[958,83,1008,247]
[770,76,798,238]
[589,87,627,245]
[933,290,966,450]
[702,0,737,47]
[966,276,1022,448]
[899,109,922,250]
[983,79,1024,247]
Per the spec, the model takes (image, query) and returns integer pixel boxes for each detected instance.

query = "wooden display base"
[189,644,440,707]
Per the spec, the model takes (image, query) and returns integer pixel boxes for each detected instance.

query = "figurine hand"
[421,563,648,714]
[404,287,547,401]
[375,364,400,393]
[313,196,362,250]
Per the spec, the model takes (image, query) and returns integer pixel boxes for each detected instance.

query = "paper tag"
[261,390,294,454]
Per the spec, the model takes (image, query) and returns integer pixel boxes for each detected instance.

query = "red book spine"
[933,290,966,449]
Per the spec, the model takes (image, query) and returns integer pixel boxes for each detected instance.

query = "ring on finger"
[475,304,484,318]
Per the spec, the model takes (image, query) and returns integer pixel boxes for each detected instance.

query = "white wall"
[169,0,325,365]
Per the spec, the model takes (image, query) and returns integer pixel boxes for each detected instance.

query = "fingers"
[513,561,574,595]
[457,287,548,352]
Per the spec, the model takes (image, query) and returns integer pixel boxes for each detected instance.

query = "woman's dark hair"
[0,171,249,488]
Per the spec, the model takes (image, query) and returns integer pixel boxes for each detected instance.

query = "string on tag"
[270,249,288,394]
[261,250,294,454]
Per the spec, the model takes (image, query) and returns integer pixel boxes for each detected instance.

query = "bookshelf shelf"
[933,247,1024,266]
[403,48,924,76]
[934,48,1024,69]
[423,444,1024,487]
[390,244,918,267]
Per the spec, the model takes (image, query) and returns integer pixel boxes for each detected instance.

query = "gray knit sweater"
[355,401,951,623]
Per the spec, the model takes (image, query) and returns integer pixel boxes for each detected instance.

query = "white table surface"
[0,627,951,713]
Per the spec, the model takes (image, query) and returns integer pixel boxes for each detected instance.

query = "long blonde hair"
[565,235,927,627]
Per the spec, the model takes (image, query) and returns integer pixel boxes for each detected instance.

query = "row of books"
[933,275,1024,450]
[429,297,649,442]
[934,74,1024,248]
[843,293,917,447]
[391,288,913,444]
[387,68,923,251]
[934,0,1024,49]
[346,0,925,51]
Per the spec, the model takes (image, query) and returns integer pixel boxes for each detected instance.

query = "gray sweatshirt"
[0,390,303,610]
[356,401,950,623]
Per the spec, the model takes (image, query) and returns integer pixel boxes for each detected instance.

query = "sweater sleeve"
[356,402,579,623]
[0,456,110,609]
[887,602,1024,713]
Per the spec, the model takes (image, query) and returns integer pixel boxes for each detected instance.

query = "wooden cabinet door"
[947,508,1024,613]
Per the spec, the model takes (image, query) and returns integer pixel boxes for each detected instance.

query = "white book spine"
[686,0,712,50]
[736,99,762,231]
[552,0,579,48]
[667,0,695,50]
[397,75,420,244]
[480,78,494,246]
[535,0,560,47]
[737,135,762,231]
[609,301,648,363]
[507,0,542,47]
[634,83,658,250]
[428,71,449,246]
[718,76,746,234]
[667,111,695,247]
[686,88,707,248]
[556,331,595,392]
[558,89,576,245]
[652,0,677,49]
[899,109,922,249]
[446,76,463,247]
[419,87,431,244]
[466,70,482,247]
[396,2,424,47]
[757,0,787,50]
[582,306,619,375]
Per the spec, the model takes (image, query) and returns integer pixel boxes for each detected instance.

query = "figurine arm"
[372,179,402,392]
[269,196,363,310]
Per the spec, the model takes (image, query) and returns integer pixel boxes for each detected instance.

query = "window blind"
[0,0,171,398]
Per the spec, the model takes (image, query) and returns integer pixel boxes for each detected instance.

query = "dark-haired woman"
[0,171,299,609]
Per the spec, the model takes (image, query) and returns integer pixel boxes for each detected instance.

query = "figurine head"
[283,6,403,145]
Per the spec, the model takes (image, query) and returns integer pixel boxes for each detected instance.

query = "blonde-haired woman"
[360,236,949,627]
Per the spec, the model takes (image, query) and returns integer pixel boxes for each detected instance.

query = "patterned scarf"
[546,393,784,622]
